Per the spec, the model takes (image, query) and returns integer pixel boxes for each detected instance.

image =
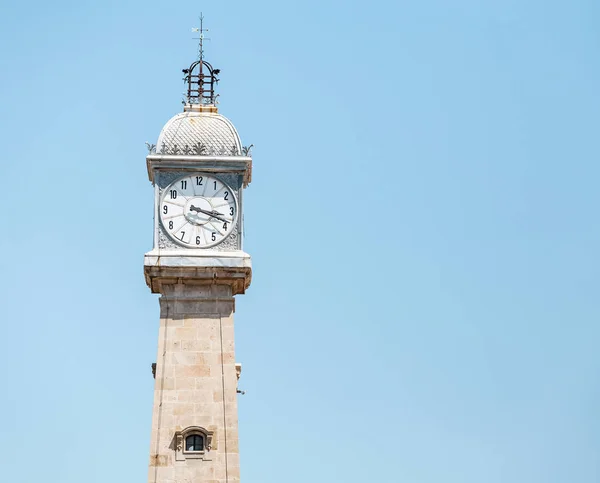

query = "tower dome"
[156,109,242,156]
[146,35,252,185]
[153,34,246,157]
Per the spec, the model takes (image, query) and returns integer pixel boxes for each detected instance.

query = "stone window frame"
[175,426,214,461]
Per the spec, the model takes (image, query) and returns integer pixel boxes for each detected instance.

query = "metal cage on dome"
[183,60,220,105]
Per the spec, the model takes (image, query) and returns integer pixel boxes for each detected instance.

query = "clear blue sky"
[0,1,599,482]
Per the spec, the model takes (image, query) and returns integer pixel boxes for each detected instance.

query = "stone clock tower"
[143,38,252,483]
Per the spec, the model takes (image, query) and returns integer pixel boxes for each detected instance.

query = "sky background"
[0,0,599,482]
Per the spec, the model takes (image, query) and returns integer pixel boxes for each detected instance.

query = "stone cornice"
[146,155,252,187]
[144,250,251,295]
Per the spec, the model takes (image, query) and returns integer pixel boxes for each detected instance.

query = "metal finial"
[183,15,220,106]
[191,13,210,62]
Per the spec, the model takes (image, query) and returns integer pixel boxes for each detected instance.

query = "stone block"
[174,327,197,340]
[175,377,197,390]
[178,365,211,378]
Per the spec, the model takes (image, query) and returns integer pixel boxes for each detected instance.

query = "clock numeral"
[196,236,201,245]
[169,221,173,230]
[211,232,216,242]
[170,190,177,200]
[223,222,228,231]
[196,176,203,186]
[224,191,229,200]
[181,180,187,190]
[230,207,234,216]
[163,205,168,214]
[180,231,185,241]
[213,181,217,190]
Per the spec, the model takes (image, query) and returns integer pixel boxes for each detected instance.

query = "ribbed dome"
[156,110,242,156]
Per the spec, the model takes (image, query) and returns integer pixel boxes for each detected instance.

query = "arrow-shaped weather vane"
[192,13,210,61]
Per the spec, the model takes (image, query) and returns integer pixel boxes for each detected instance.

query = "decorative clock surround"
[155,171,243,251]
[159,173,239,248]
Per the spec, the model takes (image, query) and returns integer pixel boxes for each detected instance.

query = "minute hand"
[190,205,229,224]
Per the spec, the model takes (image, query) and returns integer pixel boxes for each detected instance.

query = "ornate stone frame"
[174,426,215,461]
[154,170,244,252]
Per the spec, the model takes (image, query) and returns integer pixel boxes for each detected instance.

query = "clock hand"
[190,205,224,215]
[211,214,231,224]
[189,205,229,224]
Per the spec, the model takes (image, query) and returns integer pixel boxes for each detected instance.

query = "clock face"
[160,174,237,248]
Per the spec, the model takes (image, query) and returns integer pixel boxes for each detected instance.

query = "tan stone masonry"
[148,283,241,483]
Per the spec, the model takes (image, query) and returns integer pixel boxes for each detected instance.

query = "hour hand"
[189,205,228,223]
[190,205,223,217]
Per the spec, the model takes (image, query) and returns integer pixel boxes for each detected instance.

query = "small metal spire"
[191,13,210,62]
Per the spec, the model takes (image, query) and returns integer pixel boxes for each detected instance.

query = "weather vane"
[192,14,210,61]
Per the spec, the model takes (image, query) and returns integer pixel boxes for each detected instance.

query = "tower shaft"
[148,283,241,483]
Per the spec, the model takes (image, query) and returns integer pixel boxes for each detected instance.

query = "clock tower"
[143,34,252,483]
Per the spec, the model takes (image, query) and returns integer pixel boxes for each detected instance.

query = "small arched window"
[175,426,214,461]
[185,434,205,452]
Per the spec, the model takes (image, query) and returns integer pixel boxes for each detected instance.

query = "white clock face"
[160,174,237,248]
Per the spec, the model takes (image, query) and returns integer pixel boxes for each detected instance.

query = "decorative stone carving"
[174,433,184,462]
[155,142,252,157]
[173,426,215,461]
